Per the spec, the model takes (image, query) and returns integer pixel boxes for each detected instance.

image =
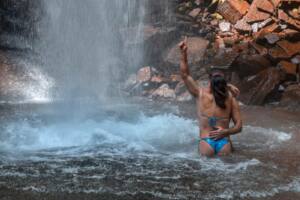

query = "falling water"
[38,0,145,102]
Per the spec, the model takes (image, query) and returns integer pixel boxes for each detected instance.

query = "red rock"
[270,0,281,8]
[250,42,268,55]
[254,23,279,40]
[223,36,239,47]
[234,18,252,32]
[217,0,250,24]
[277,61,297,75]
[215,37,225,50]
[232,42,250,52]
[256,0,275,14]
[277,40,300,57]
[165,37,209,66]
[278,9,300,30]
[288,9,300,20]
[268,46,290,59]
[137,66,152,83]
[245,0,271,23]
[278,29,300,38]
[239,68,283,105]
[281,0,300,2]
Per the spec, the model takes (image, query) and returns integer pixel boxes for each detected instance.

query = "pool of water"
[0,102,299,200]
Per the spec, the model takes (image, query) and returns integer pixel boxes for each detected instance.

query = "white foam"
[245,125,291,141]
[201,158,261,173]
[1,61,54,104]
[0,114,198,152]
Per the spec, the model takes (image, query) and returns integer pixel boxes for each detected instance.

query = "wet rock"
[176,91,193,102]
[288,9,300,20]
[151,84,176,99]
[219,21,231,32]
[291,55,300,64]
[150,75,164,83]
[269,46,290,59]
[143,25,180,66]
[137,66,152,83]
[174,81,186,96]
[277,40,300,58]
[265,33,280,44]
[278,29,300,39]
[251,23,259,33]
[239,68,284,105]
[188,8,201,18]
[271,0,282,8]
[245,0,271,23]
[278,61,297,75]
[214,37,226,50]
[165,37,209,66]
[217,0,250,24]
[250,42,268,55]
[256,0,275,14]
[211,49,239,70]
[232,54,271,78]
[254,23,279,40]
[280,84,300,111]
[234,18,252,32]
[278,9,300,30]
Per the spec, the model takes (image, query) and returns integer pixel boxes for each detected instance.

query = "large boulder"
[232,54,271,78]
[143,25,180,67]
[238,68,284,105]
[280,84,300,111]
[164,37,209,66]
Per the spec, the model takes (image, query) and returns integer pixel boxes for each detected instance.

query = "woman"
[179,37,242,157]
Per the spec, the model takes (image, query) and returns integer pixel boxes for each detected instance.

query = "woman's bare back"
[196,87,233,138]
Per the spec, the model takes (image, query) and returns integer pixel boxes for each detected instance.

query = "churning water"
[0,103,299,200]
[38,0,145,101]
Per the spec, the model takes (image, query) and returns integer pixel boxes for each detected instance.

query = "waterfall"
[38,0,145,102]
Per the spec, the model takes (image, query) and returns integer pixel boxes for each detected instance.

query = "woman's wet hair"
[209,70,228,109]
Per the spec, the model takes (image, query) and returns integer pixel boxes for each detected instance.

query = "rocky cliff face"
[0,0,42,50]
[0,0,299,109]
[126,0,300,111]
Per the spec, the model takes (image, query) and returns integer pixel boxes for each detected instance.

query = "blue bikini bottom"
[201,138,229,154]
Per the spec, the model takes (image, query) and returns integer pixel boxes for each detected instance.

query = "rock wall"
[0,0,299,109]
[127,0,300,110]
[0,0,42,50]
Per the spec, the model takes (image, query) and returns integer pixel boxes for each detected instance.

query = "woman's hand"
[227,84,240,98]
[209,127,229,140]
[179,36,188,54]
